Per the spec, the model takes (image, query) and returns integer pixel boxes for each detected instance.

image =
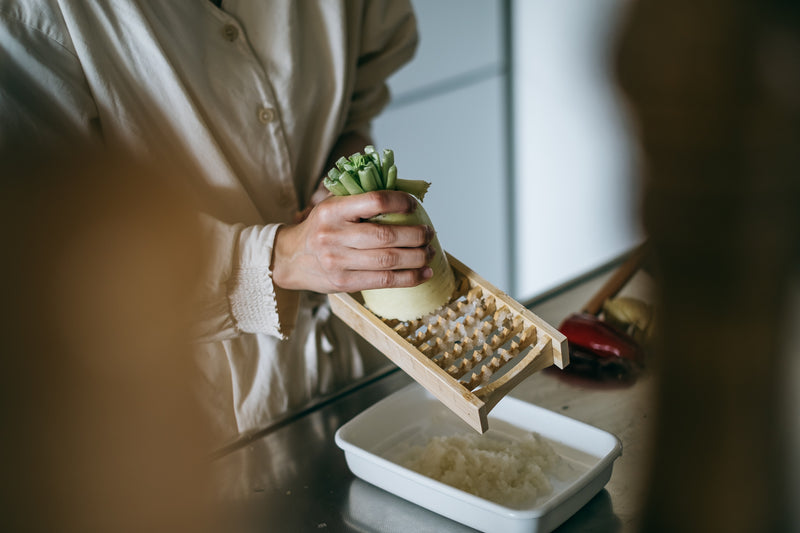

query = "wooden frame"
[329,253,569,433]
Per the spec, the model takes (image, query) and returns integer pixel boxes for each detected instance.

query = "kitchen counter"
[211,256,655,533]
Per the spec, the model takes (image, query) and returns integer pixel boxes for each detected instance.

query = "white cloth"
[0,0,417,439]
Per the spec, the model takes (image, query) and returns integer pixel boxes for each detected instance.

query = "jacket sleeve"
[193,216,299,344]
[342,0,418,137]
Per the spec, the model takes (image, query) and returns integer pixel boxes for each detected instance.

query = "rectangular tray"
[329,253,569,433]
[335,383,622,533]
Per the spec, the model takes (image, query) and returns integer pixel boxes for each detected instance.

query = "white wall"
[374,0,642,300]
[374,0,511,292]
[512,0,642,299]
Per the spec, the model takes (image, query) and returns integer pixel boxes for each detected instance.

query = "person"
[0,1,426,442]
[615,0,800,531]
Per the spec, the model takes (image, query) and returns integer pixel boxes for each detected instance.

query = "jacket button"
[257,106,276,124]
[222,24,239,42]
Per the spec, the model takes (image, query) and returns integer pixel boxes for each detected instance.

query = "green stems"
[323,146,430,201]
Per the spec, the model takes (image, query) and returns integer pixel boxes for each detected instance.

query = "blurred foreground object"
[616,0,800,532]
[0,146,222,533]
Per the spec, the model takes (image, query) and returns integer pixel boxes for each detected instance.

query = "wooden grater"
[328,253,569,433]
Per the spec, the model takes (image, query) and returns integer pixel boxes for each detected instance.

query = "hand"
[293,177,333,224]
[273,191,435,293]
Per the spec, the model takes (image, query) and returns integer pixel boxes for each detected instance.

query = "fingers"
[273,191,438,294]
[347,220,433,249]
[329,265,434,293]
[314,192,433,249]
[320,244,435,273]
[325,190,417,222]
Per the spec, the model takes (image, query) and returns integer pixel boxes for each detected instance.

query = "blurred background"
[372,0,641,301]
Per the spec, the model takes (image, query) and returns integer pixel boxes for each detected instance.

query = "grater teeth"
[381,271,546,392]
[328,253,567,433]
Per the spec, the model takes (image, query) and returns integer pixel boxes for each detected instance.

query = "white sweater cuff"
[227,224,298,339]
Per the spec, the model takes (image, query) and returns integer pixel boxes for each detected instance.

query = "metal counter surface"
[211,263,655,533]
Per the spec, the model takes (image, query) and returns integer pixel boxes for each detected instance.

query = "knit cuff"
[227,224,298,339]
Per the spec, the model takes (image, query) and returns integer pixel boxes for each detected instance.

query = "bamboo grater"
[328,253,569,433]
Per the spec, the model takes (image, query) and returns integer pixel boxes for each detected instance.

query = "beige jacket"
[0,0,417,440]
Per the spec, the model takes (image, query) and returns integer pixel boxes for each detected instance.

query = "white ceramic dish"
[335,383,622,533]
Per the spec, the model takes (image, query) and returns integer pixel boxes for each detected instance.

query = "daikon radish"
[323,147,456,320]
